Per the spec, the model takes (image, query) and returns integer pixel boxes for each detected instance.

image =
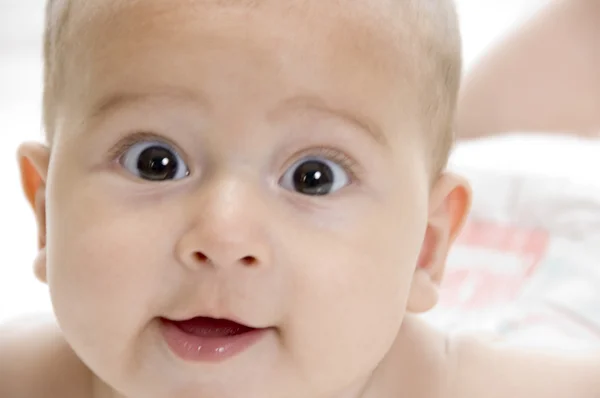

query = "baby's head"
[19,0,470,397]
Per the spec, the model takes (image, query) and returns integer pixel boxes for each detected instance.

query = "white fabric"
[425,134,600,351]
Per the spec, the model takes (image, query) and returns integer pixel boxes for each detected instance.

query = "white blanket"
[425,134,600,351]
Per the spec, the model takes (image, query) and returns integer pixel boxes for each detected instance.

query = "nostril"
[194,252,209,263]
[241,256,258,266]
[192,252,257,267]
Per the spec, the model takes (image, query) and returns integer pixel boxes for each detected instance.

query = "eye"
[119,140,190,182]
[280,156,350,196]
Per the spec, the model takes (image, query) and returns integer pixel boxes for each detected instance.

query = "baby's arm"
[0,315,91,398]
[456,0,600,140]
[452,336,600,398]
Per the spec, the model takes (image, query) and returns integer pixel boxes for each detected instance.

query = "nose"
[175,178,272,272]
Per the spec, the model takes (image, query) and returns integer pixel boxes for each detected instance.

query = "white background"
[0,1,551,323]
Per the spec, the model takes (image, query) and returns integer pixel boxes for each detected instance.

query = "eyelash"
[107,132,183,163]
[288,146,361,181]
[107,132,361,181]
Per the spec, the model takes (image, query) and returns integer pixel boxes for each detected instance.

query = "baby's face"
[41,1,442,397]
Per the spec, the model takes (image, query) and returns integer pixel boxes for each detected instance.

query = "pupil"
[293,160,334,195]
[137,146,178,181]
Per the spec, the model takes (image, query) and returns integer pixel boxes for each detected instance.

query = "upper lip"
[161,292,273,329]
[161,314,265,329]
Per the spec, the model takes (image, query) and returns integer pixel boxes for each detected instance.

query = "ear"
[17,142,51,284]
[407,172,471,313]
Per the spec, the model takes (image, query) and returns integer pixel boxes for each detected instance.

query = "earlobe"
[406,268,440,313]
[407,173,472,313]
[17,142,51,283]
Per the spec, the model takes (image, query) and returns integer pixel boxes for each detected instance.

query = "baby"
[2,0,599,397]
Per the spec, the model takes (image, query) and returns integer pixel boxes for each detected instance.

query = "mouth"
[160,317,269,363]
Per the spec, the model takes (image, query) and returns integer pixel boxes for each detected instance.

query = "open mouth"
[171,316,255,337]
[160,317,267,362]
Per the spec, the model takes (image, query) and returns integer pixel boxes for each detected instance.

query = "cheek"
[45,178,179,344]
[282,199,427,386]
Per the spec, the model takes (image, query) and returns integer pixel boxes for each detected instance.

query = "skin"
[457,0,600,140]
[7,1,472,397]
[4,1,600,397]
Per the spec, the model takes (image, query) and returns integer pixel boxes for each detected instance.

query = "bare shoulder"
[0,314,92,398]
[449,334,600,398]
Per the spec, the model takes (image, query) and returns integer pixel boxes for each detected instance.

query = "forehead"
[67,0,405,34]
[65,0,415,76]
[65,0,412,62]
[58,0,423,142]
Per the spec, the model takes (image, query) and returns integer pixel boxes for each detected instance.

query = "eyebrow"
[88,89,210,120]
[88,90,388,147]
[274,95,388,147]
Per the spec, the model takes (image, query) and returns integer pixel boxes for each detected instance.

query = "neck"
[360,315,452,398]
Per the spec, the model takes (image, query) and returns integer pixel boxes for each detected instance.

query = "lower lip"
[160,319,269,363]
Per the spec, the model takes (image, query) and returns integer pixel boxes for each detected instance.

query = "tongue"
[173,317,254,338]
